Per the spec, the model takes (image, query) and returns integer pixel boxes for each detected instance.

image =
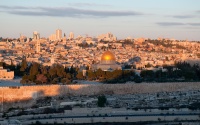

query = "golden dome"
[101,51,116,61]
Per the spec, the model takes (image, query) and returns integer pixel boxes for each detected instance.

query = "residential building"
[0,66,14,79]
[56,29,62,41]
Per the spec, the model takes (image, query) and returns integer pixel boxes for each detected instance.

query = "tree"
[36,74,47,84]
[0,62,4,67]
[66,73,72,79]
[97,95,107,107]
[96,68,104,79]
[41,66,48,75]
[61,78,67,84]
[134,75,143,83]
[145,63,152,68]
[51,78,59,84]
[49,68,56,78]
[21,74,29,84]
[14,64,23,76]
[112,69,121,77]
[140,70,154,80]
[158,117,161,122]
[76,72,84,80]
[61,78,71,84]
[105,71,113,80]
[70,65,75,74]
[56,64,66,78]
[87,70,96,80]
[20,59,27,72]
[35,121,42,125]
[29,63,40,76]
[28,75,36,82]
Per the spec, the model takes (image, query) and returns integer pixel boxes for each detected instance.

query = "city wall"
[0,82,200,103]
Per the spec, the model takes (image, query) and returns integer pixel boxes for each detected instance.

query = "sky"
[0,0,200,40]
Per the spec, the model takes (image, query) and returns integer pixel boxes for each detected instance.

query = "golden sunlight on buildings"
[0,66,14,79]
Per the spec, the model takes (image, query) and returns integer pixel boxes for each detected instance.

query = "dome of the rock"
[91,50,121,71]
[101,51,116,62]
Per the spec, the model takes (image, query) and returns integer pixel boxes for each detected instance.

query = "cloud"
[156,22,185,26]
[0,5,29,10]
[157,22,200,27]
[0,5,143,18]
[67,3,111,7]
[187,23,200,26]
[172,15,195,19]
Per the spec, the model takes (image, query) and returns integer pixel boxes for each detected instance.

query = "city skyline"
[0,0,200,40]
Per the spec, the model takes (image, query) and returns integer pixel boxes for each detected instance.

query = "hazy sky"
[0,0,200,40]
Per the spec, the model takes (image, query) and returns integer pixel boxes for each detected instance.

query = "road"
[25,112,200,119]
[11,112,199,124]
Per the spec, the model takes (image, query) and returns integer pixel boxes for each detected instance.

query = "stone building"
[0,66,14,79]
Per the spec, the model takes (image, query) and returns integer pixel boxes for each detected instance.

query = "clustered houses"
[0,66,14,79]
[0,30,200,73]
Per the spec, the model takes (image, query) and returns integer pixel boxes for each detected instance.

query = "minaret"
[36,40,40,53]
[6,39,9,49]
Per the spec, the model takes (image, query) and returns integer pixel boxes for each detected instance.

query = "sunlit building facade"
[56,29,62,41]
[69,32,74,40]
[0,66,14,79]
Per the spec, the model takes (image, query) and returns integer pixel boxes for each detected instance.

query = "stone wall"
[0,82,200,103]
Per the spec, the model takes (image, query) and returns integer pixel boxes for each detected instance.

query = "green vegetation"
[81,69,136,83]
[24,62,200,83]
[19,59,76,84]
[97,95,107,107]
[20,59,27,72]
[141,61,200,82]
[2,56,200,84]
